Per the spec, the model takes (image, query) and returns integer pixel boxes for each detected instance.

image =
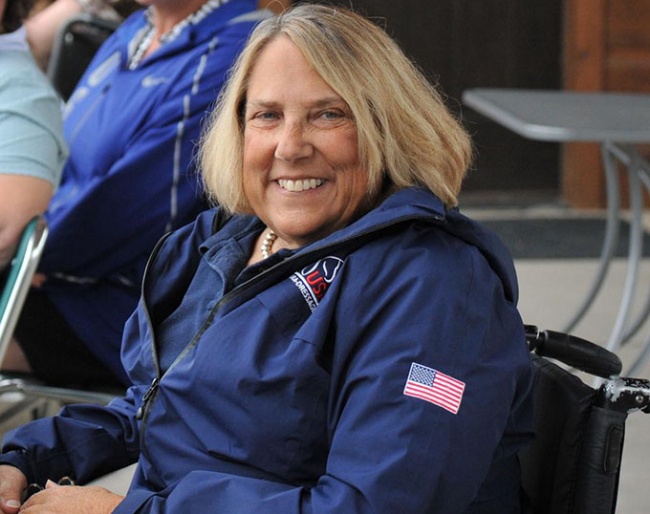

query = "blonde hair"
[199,3,472,212]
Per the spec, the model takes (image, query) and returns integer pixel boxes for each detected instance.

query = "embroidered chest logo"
[290,256,343,312]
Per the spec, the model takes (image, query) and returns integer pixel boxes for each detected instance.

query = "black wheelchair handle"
[525,325,623,378]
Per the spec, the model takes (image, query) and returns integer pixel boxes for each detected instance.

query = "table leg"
[562,141,621,333]
[605,144,644,357]
[624,153,650,376]
[620,152,650,344]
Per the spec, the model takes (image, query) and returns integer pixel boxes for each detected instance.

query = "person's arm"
[0,71,66,269]
[0,176,52,268]
[24,0,83,70]
[0,386,144,485]
[0,390,142,513]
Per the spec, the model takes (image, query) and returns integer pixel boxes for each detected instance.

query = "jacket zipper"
[136,377,159,420]
[135,234,169,462]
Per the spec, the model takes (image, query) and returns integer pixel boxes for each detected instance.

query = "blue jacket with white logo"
[37,0,266,383]
[1,188,535,513]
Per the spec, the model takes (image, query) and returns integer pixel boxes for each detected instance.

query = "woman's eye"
[320,110,343,120]
[246,111,280,127]
[256,111,279,120]
[313,109,351,126]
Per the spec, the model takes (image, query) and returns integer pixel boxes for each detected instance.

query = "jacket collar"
[199,187,518,303]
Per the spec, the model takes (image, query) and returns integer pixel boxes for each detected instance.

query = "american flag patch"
[403,363,465,414]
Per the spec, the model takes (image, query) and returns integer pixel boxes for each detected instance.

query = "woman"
[0,5,534,513]
[0,0,67,269]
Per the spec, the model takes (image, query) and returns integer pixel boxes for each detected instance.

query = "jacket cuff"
[0,450,33,482]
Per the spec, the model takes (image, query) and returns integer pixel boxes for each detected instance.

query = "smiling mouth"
[277,178,324,192]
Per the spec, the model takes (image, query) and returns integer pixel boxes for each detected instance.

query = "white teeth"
[278,178,323,192]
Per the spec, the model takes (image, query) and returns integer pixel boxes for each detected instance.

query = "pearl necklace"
[261,230,277,259]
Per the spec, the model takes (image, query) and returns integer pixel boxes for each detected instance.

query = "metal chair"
[0,216,47,358]
[46,13,119,101]
[0,216,120,426]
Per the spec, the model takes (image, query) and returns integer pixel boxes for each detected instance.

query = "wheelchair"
[521,325,650,514]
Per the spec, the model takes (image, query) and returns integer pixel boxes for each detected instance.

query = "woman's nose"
[274,122,313,162]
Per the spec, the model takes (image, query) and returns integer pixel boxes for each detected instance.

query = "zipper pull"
[136,377,159,420]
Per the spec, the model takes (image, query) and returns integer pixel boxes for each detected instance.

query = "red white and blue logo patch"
[290,256,343,312]
[403,362,465,414]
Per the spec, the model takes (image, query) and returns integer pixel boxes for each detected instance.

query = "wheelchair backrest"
[519,355,626,514]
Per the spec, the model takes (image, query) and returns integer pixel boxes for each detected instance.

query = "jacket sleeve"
[0,386,144,486]
[113,233,535,514]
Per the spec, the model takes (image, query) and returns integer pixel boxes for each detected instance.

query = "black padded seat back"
[519,356,627,514]
[47,14,119,101]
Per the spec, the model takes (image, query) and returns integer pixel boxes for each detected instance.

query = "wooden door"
[564,0,650,208]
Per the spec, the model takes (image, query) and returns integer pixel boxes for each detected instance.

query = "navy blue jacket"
[1,188,535,513]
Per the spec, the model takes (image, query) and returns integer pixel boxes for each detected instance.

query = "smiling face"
[242,36,375,250]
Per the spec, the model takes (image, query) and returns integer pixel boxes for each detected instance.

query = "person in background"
[0,5,534,513]
[0,0,67,269]
[2,0,272,388]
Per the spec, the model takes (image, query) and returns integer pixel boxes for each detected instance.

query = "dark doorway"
[303,1,563,196]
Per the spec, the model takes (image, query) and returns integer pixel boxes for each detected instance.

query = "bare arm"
[0,175,53,268]
[25,0,82,70]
